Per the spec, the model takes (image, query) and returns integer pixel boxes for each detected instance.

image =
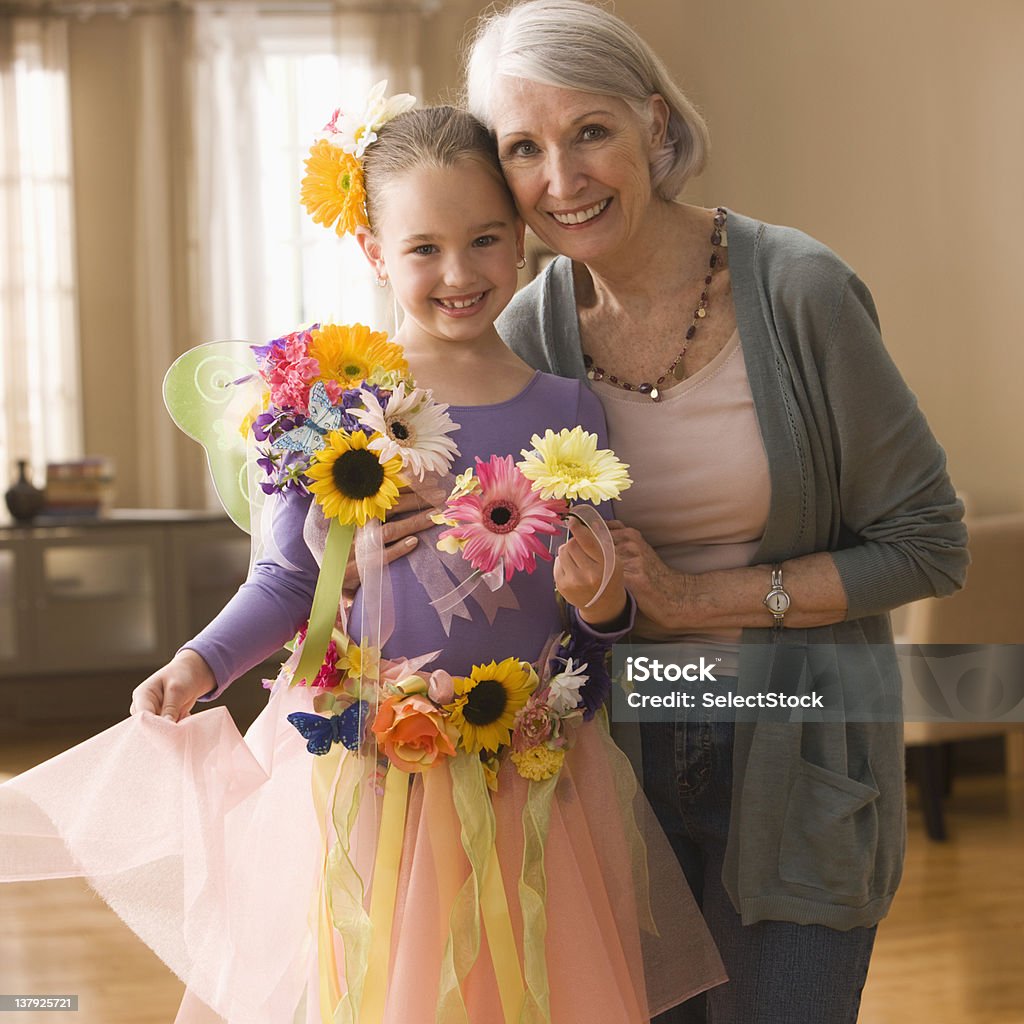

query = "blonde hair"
[362,105,511,231]
[464,0,709,199]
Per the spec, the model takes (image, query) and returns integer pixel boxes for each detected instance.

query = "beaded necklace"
[583,207,728,402]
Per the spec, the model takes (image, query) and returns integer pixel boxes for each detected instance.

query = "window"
[259,26,379,329]
[192,11,389,348]
[0,18,82,486]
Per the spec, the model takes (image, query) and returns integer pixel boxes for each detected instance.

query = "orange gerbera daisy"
[307,323,408,390]
[300,139,367,236]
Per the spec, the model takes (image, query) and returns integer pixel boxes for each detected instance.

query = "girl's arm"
[131,489,319,720]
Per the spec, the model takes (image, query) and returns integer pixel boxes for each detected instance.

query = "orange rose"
[371,694,457,773]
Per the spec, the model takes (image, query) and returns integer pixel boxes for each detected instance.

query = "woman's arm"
[609,525,846,632]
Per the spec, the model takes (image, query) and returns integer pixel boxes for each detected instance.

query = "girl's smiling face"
[358,160,524,350]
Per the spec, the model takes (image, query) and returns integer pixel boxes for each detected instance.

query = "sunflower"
[300,139,368,236]
[306,429,405,525]
[307,323,409,392]
[517,426,632,502]
[445,657,538,754]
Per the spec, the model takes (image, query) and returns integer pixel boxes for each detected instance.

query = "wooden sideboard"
[0,510,252,680]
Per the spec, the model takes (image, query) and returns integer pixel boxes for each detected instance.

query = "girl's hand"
[342,488,443,595]
[553,516,628,627]
[130,649,216,722]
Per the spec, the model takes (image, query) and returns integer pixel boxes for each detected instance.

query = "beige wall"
[661,0,1024,515]
[69,0,1023,512]
[69,17,144,508]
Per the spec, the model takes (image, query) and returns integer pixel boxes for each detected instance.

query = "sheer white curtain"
[190,6,424,349]
[0,16,82,492]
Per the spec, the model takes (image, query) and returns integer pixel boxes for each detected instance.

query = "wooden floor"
[1,728,1022,1024]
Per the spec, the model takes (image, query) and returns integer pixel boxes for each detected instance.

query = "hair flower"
[300,139,369,236]
[302,81,417,235]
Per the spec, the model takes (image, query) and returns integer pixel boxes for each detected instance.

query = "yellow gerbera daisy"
[517,426,632,502]
[307,429,405,525]
[445,658,538,754]
[307,323,409,391]
[300,139,368,236]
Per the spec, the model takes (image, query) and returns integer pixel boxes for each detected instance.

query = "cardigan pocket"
[778,758,880,899]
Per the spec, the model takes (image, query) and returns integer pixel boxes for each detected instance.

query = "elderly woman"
[464,1,968,1022]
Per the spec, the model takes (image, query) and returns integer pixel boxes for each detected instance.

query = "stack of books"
[43,458,116,517]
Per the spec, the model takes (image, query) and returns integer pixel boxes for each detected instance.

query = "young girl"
[1,102,724,1023]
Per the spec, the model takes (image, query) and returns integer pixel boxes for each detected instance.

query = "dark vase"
[5,460,46,523]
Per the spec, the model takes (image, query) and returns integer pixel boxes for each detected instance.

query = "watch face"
[766,590,791,614]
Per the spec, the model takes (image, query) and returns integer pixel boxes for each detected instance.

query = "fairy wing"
[163,341,266,533]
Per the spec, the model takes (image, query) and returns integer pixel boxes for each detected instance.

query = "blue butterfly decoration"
[287,700,368,755]
[274,381,345,455]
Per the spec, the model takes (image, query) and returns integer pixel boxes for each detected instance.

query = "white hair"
[464,0,709,200]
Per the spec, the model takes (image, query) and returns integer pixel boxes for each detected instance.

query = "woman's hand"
[606,520,686,632]
[554,516,628,628]
[130,649,216,722]
[342,488,442,595]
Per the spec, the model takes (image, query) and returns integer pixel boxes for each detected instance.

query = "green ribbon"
[294,517,354,688]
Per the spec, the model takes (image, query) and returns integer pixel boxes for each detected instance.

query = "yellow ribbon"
[359,765,411,1024]
[517,773,559,1023]
[309,745,372,1024]
[309,742,346,1023]
[436,754,524,1024]
[481,838,526,1024]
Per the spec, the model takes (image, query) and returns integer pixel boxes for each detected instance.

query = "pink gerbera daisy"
[438,455,563,577]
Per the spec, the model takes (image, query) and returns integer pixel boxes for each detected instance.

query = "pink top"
[594,329,771,668]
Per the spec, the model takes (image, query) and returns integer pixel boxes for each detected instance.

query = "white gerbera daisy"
[351,383,460,480]
[546,657,589,715]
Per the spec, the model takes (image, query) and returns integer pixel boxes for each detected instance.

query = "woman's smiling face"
[490,76,667,264]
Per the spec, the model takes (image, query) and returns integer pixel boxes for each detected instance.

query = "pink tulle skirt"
[0,680,724,1023]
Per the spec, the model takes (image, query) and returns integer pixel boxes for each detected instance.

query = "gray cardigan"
[498,210,969,930]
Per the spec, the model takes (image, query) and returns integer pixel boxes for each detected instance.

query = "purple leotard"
[186,372,627,699]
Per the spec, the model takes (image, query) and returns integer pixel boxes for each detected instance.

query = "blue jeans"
[641,711,877,1024]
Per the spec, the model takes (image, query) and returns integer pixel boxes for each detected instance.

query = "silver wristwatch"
[763,565,790,629]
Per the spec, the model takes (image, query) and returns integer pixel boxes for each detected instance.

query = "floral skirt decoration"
[0,671,725,1024]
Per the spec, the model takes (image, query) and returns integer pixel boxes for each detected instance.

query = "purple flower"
[553,630,613,720]
[253,412,277,442]
[338,385,386,435]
